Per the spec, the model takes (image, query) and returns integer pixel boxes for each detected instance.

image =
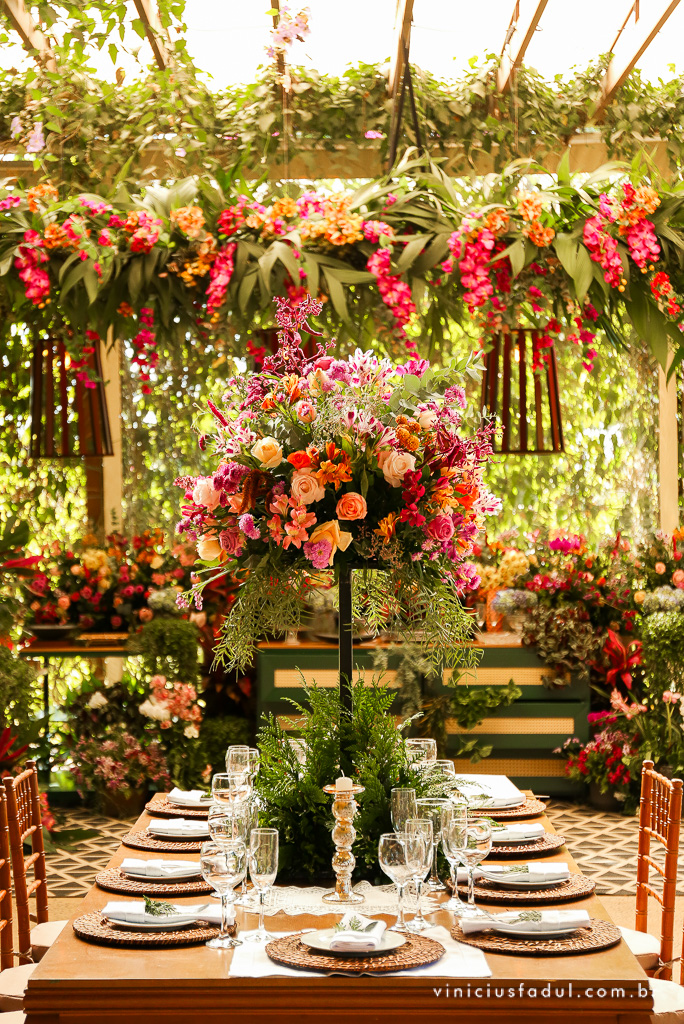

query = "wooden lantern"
[480,329,564,454]
[29,334,113,459]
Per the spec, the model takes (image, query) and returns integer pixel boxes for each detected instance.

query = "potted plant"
[491,588,537,634]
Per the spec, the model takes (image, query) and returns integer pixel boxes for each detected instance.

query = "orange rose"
[288,451,312,470]
[336,492,367,521]
[197,534,221,560]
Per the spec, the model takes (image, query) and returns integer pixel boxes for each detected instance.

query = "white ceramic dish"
[299,928,406,958]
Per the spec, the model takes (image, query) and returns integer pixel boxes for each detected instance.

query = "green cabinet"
[256,640,588,797]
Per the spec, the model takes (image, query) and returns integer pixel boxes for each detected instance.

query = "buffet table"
[23,798,652,1023]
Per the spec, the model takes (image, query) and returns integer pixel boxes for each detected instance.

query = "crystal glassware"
[404,817,433,933]
[390,787,417,832]
[378,831,422,931]
[200,839,246,949]
[454,818,493,916]
[322,780,365,904]
[225,745,250,774]
[245,828,278,943]
[405,738,437,766]
[415,797,452,890]
[441,803,469,916]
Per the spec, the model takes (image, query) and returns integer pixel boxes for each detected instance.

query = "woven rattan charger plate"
[456,873,596,905]
[121,830,204,854]
[486,834,566,858]
[453,918,622,957]
[73,912,219,949]
[470,798,546,821]
[265,931,444,974]
[95,867,213,898]
[145,797,209,819]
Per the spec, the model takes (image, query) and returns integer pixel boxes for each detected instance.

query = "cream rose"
[251,436,283,469]
[336,492,367,521]
[417,407,437,430]
[191,476,221,512]
[291,468,325,505]
[377,448,416,487]
[309,520,353,566]
[184,724,200,739]
[197,534,222,560]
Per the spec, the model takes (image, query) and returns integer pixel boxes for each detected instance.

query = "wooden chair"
[3,760,66,965]
[0,787,31,1019]
[618,760,683,979]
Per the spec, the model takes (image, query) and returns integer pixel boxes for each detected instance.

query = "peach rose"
[634,590,646,605]
[197,534,222,560]
[309,520,353,565]
[673,569,684,589]
[251,436,283,469]
[377,448,416,487]
[417,407,437,430]
[655,562,667,575]
[295,400,317,423]
[192,476,221,512]
[336,492,367,521]
[190,611,207,628]
[291,468,325,505]
[226,494,244,513]
[57,595,71,610]
[138,607,154,623]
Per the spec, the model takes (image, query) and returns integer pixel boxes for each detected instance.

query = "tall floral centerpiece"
[177,296,500,716]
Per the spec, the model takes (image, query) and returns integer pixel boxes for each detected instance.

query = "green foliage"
[523,605,600,682]
[164,715,250,789]
[0,646,39,731]
[255,678,427,883]
[127,616,200,683]
[640,611,684,696]
[421,681,522,761]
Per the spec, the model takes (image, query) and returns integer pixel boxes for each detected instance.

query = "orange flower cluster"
[173,234,217,287]
[374,512,398,544]
[170,205,206,239]
[516,191,543,222]
[485,208,510,236]
[524,220,555,247]
[300,196,364,247]
[316,441,353,489]
[395,415,422,453]
[27,183,58,213]
[43,223,72,249]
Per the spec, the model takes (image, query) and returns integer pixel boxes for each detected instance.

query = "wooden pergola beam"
[132,0,170,71]
[497,0,548,93]
[593,0,681,121]
[388,0,414,98]
[1,0,55,71]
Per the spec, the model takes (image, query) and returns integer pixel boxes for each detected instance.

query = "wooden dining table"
[23,796,654,1024]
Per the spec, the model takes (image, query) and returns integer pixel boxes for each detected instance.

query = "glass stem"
[431,840,439,883]
[414,878,424,924]
[240,877,247,895]
[450,863,463,904]
[396,883,405,929]
[467,866,476,907]
[258,888,266,934]
[220,893,229,938]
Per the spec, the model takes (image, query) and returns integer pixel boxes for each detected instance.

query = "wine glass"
[226,745,250,774]
[245,828,278,943]
[247,747,260,783]
[415,797,452,890]
[378,832,422,931]
[212,771,250,808]
[404,818,433,933]
[391,787,417,832]
[453,819,493,916]
[405,738,437,766]
[208,803,248,843]
[441,803,469,916]
[200,839,246,949]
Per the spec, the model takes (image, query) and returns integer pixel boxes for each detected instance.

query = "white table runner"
[247,881,440,918]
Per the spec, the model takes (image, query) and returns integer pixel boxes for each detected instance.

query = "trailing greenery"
[127,616,200,684]
[255,678,429,883]
[523,605,600,684]
[421,681,522,761]
[640,610,684,696]
[0,646,39,731]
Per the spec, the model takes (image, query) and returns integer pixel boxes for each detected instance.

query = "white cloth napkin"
[102,899,229,927]
[147,818,209,836]
[455,867,484,883]
[329,912,387,952]
[453,774,525,808]
[490,823,546,844]
[120,858,200,879]
[460,909,590,935]
[167,787,211,806]
[228,926,491,978]
[479,862,570,884]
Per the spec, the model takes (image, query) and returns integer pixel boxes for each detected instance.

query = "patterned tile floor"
[45,800,680,899]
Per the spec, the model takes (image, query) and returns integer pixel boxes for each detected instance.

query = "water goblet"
[245,828,279,943]
[200,839,246,949]
[415,797,452,890]
[404,818,433,933]
[378,832,420,931]
[441,803,469,916]
[390,787,417,832]
[454,819,493,916]
[225,745,250,774]
[405,738,437,767]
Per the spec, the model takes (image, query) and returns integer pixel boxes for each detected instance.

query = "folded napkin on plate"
[120,858,199,878]
[453,775,525,808]
[480,862,570,884]
[147,818,209,835]
[460,909,590,935]
[167,787,211,806]
[490,823,546,844]
[102,900,228,927]
[329,912,387,952]
[455,867,484,883]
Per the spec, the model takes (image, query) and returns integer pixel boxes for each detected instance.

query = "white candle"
[336,776,353,792]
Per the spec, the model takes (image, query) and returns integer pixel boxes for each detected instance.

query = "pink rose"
[655,562,667,575]
[192,476,221,512]
[377,448,416,487]
[295,400,316,423]
[110,615,123,629]
[673,569,684,589]
[291,468,325,505]
[426,515,455,542]
[138,608,154,622]
[336,492,367,521]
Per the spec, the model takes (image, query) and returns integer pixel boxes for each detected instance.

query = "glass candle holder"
[322,779,365,904]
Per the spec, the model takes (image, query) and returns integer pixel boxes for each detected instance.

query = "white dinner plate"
[299,928,406,958]
[491,833,540,845]
[122,867,202,882]
[147,824,210,839]
[480,875,567,891]
[105,915,202,932]
[167,797,213,810]
[469,796,526,810]
[491,924,581,939]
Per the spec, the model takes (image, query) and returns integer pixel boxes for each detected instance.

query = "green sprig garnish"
[143,895,177,917]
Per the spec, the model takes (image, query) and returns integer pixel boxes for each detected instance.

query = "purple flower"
[26,122,45,153]
[365,130,384,139]
[303,538,332,570]
[239,513,261,540]
[10,116,21,139]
